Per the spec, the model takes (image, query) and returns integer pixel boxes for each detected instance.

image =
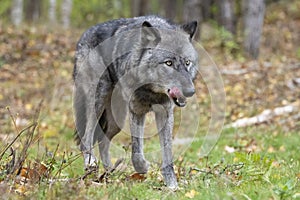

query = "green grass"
[1,124,299,199]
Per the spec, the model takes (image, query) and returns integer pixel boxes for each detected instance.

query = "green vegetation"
[0,121,299,199]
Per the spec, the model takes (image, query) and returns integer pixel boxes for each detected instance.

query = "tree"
[163,0,177,20]
[216,0,236,34]
[11,0,23,26]
[201,0,213,20]
[61,0,73,28]
[48,0,56,24]
[243,0,265,59]
[24,0,42,23]
[131,0,150,17]
[183,0,202,40]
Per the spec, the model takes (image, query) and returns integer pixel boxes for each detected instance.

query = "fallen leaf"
[279,145,285,152]
[128,173,146,181]
[268,146,275,153]
[185,189,198,198]
[225,145,235,153]
[43,128,59,138]
[25,103,33,111]
[19,162,48,183]
[15,185,26,195]
[190,169,199,175]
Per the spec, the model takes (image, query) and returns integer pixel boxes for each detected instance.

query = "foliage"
[0,0,11,22]
[213,22,240,58]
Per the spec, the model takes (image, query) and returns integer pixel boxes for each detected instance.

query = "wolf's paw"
[162,166,178,190]
[166,180,178,191]
[84,163,99,173]
[84,155,98,171]
[132,154,150,174]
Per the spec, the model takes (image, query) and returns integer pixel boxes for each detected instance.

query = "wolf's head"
[135,20,199,107]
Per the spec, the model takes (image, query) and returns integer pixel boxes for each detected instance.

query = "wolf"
[73,15,198,189]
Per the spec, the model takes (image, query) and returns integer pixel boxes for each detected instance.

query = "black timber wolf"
[73,15,198,189]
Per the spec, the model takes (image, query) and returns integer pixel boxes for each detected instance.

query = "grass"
[0,115,299,199]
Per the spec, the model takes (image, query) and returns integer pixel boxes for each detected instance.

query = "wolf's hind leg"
[98,109,121,170]
[74,86,101,170]
[130,112,150,174]
[98,95,127,170]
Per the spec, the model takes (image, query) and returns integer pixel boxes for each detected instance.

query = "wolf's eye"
[185,60,191,66]
[165,60,173,66]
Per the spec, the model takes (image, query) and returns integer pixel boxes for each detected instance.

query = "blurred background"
[0,0,299,141]
[3,0,299,59]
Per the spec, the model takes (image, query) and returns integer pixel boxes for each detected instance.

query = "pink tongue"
[168,87,186,106]
[168,87,182,98]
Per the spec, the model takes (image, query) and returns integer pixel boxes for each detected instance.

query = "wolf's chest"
[129,88,170,114]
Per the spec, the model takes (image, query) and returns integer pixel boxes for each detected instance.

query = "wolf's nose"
[183,88,195,97]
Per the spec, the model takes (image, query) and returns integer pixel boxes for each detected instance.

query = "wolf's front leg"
[154,105,178,189]
[129,112,150,173]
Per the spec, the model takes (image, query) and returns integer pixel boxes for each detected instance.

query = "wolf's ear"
[181,21,198,39]
[141,21,161,46]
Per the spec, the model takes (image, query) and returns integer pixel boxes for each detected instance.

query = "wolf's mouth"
[168,87,187,107]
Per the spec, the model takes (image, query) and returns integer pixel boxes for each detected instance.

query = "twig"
[6,106,20,134]
[52,152,82,179]
[0,123,36,161]
[225,102,299,128]
[13,122,38,175]
[221,68,250,75]
[97,158,124,182]
[47,144,60,179]
[5,147,16,174]
[80,166,99,180]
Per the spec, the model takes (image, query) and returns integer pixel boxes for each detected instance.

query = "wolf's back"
[76,15,176,50]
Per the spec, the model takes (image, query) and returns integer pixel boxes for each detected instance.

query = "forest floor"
[0,1,300,199]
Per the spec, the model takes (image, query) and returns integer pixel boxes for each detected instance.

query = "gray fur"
[73,15,198,189]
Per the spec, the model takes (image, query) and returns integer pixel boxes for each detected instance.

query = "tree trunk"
[216,0,236,34]
[243,0,265,59]
[61,0,73,28]
[201,0,213,20]
[183,0,202,40]
[11,0,23,26]
[131,0,150,17]
[163,0,177,20]
[49,0,56,24]
[25,0,41,22]
[131,0,139,16]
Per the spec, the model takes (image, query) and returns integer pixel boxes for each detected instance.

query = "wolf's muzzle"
[183,88,195,97]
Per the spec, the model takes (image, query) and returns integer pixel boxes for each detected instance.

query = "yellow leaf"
[233,157,239,162]
[15,185,26,195]
[279,145,285,152]
[268,146,275,153]
[185,189,198,199]
[25,103,33,110]
[43,128,59,138]
[190,169,198,175]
